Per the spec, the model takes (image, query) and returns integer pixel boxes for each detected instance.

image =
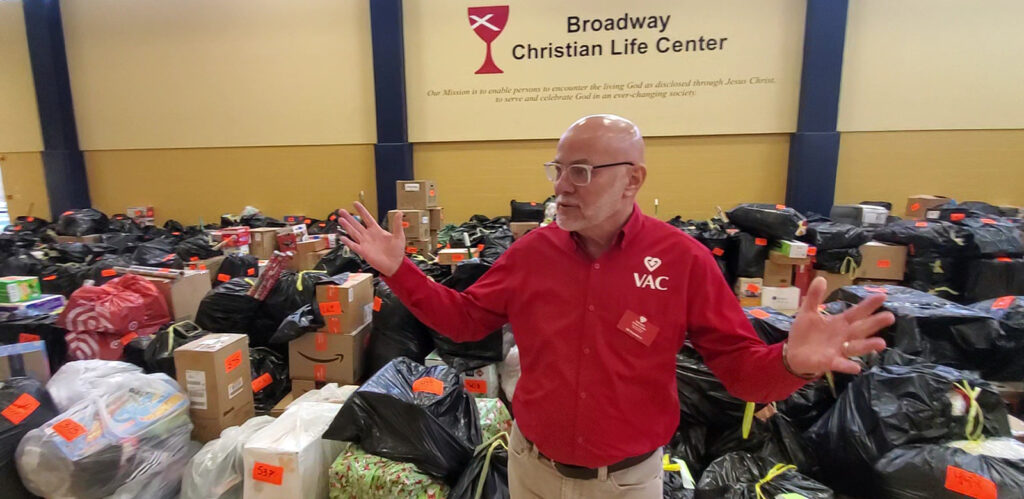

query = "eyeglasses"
[543,161,634,186]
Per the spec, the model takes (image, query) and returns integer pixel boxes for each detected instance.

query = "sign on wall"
[405,0,807,142]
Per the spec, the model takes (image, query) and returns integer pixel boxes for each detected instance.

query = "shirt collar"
[562,203,645,253]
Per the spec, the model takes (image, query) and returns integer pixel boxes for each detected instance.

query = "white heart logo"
[644,256,661,272]
[639,316,648,323]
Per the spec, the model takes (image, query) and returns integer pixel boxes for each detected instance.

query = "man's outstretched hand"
[784,277,895,376]
[336,202,406,277]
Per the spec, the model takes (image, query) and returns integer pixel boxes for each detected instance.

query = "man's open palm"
[336,202,406,277]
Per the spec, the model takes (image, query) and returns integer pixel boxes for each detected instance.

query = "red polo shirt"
[383,204,807,468]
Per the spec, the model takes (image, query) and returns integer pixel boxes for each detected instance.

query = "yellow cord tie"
[755,463,797,499]
[839,256,859,278]
[955,380,985,442]
[930,259,945,274]
[663,454,695,488]
[930,286,960,296]
[295,270,327,291]
[742,401,755,439]
[473,432,509,499]
[825,372,837,398]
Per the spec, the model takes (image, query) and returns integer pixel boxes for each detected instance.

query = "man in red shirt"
[337,115,893,498]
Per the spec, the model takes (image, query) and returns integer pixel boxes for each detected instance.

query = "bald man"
[337,115,893,498]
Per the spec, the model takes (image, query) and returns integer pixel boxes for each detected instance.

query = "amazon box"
[315,273,374,334]
[855,242,907,281]
[396,180,438,210]
[389,209,430,241]
[173,334,254,442]
[906,195,952,220]
[288,322,369,384]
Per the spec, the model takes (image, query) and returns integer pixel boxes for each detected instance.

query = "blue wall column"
[23,0,91,219]
[369,0,414,219]
[785,0,849,216]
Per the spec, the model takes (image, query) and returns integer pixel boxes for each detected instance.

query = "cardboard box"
[126,206,155,219]
[768,252,813,266]
[461,364,500,398]
[0,341,50,382]
[55,235,102,244]
[396,180,438,210]
[217,227,251,247]
[173,334,254,442]
[389,209,430,241]
[405,239,434,256]
[185,255,227,284]
[437,247,480,265]
[0,294,66,315]
[830,204,889,228]
[771,240,809,259]
[428,207,444,231]
[906,195,952,220]
[287,238,330,271]
[142,269,212,321]
[762,261,794,287]
[510,222,540,240]
[288,322,370,384]
[738,296,761,308]
[817,271,857,299]
[250,228,283,260]
[0,277,41,304]
[735,277,764,298]
[856,242,907,281]
[316,273,374,334]
[761,287,800,313]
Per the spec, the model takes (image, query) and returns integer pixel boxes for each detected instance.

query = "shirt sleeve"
[381,249,515,343]
[684,250,807,403]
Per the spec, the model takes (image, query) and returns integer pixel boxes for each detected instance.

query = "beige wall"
[415,134,791,223]
[85,145,377,225]
[0,0,43,153]
[836,130,1024,210]
[61,0,376,150]
[0,152,50,219]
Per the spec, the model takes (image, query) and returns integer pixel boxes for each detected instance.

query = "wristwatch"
[782,341,823,380]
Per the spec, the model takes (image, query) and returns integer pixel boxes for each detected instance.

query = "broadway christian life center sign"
[404,0,807,142]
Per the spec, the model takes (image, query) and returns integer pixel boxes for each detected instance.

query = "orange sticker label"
[13,225,21,231]
[429,189,436,196]
[452,254,465,262]
[406,246,418,254]
[477,244,485,252]
[315,333,328,351]
[464,379,488,394]
[910,202,921,211]
[120,333,137,346]
[877,260,891,268]
[981,218,997,225]
[101,269,117,277]
[951,213,966,222]
[864,285,888,293]
[190,256,199,262]
[945,466,996,499]
[712,247,725,256]
[161,254,176,262]
[304,219,312,225]
[373,296,382,312]
[199,264,207,270]
[247,267,256,276]
[775,204,786,210]
[18,333,40,343]
[401,221,410,228]
[319,222,326,227]
[252,462,284,486]
[807,247,818,256]
[754,238,768,246]
[997,257,1013,262]
[750,309,771,320]
[745,283,761,294]
[252,373,273,393]
[225,350,242,373]
[314,364,326,382]
[52,418,86,442]
[992,296,1015,310]
[412,377,444,396]
[327,317,341,334]
[42,275,56,281]
[915,222,928,227]
[62,210,73,216]
[2,393,40,425]
[319,301,342,316]
[217,273,231,282]
[26,217,33,222]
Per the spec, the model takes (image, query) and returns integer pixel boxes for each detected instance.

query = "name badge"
[616,310,659,346]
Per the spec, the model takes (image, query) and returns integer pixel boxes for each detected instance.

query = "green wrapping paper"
[329,397,513,499]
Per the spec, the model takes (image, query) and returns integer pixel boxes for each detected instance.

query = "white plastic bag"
[16,371,193,499]
[181,416,276,499]
[46,359,143,411]
[291,383,358,406]
[498,345,521,401]
[243,402,348,499]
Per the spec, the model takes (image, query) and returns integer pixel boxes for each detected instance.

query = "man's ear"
[623,164,647,197]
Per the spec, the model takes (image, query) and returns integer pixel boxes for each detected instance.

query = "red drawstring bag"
[105,274,171,335]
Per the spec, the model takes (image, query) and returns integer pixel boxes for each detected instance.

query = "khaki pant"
[508,423,663,499]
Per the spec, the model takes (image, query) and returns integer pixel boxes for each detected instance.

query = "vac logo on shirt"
[634,256,668,290]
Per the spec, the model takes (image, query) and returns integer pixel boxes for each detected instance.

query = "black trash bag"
[163,219,185,234]
[663,466,696,499]
[676,346,763,430]
[122,334,152,371]
[217,254,259,283]
[86,254,133,286]
[39,263,87,297]
[479,228,514,265]
[106,217,142,235]
[53,242,95,263]
[728,232,769,279]
[174,235,221,261]
[725,203,808,240]
[699,414,817,480]
[219,214,239,228]
[307,220,339,235]
[0,314,68,373]
[55,208,109,236]
[935,202,1003,222]
[0,250,44,277]
[194,277,260,334]
[323,357,482,484]
[804,363,1010,496]
[967,295,1024,380]
[696,230,730,275]
[411,254,452,283]
[366,280,438,378]
[13,215,49,234]
[449,435,510,499]
[252,271,331,346]
[100,232,142,255]
[510,199,546,223]
[250,346,289,412]
[314,246,367,276]
[905,256,962,301]
[695,452,833,499]
[240,213,287,228]
[143,321,209,377]
[956,217,1024,258]
[430,262,504,370]
[812,247,862,274]
[0,377,60,499]
[742,307,792,345]
[139,224,170,242]
[831,285,1012,379]
[874,438,1024,499]
[872,220,967,258]
[132,239,185,269]
[668,424,708,477]
[801,221,870,250]
[270,304,324,345]
[963,258,1024,304]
